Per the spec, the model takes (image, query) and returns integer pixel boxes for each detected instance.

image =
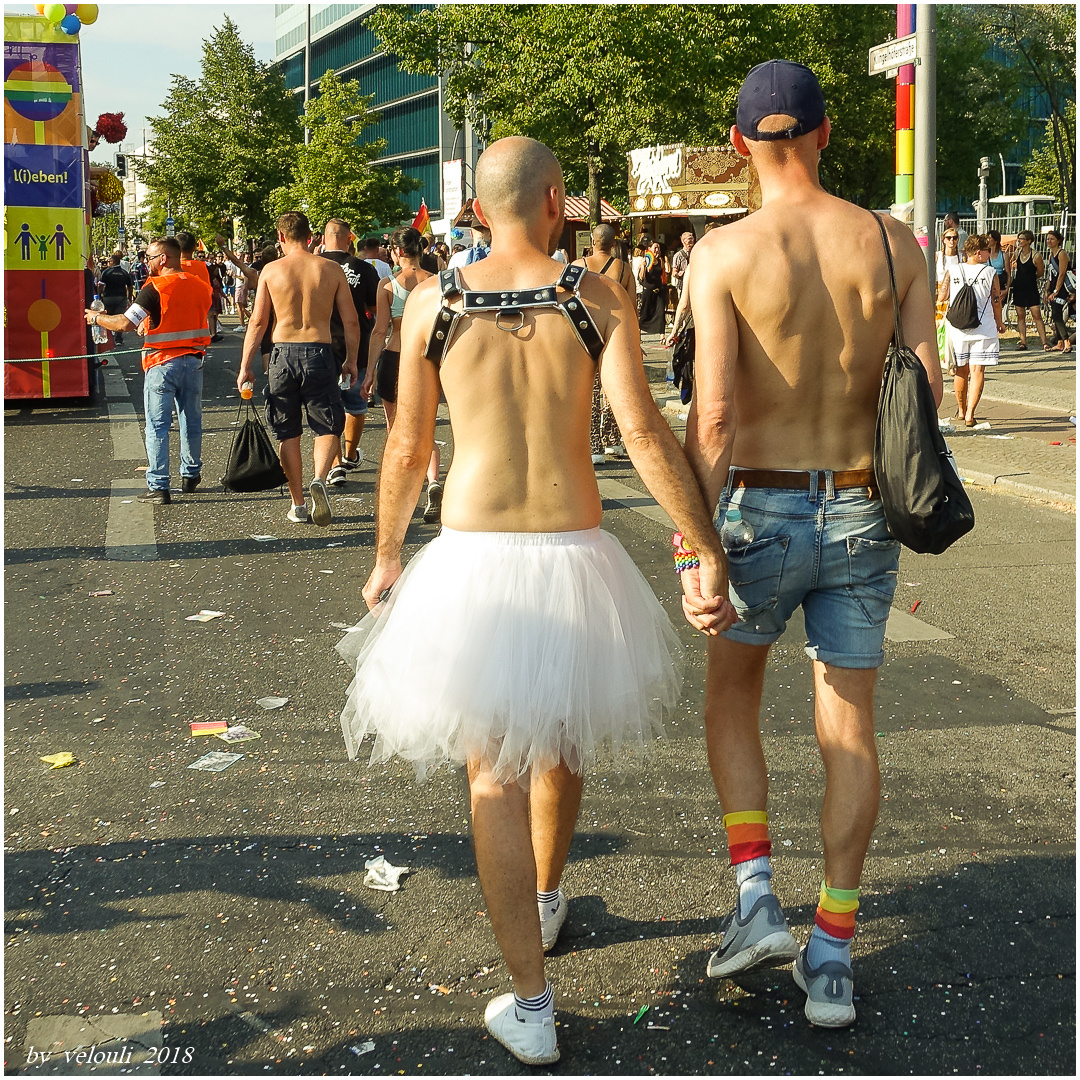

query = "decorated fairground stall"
[3,5,104,399]
[626,143,760,247]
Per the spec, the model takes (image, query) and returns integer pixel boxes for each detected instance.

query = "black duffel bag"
[873,214,974,554]
[220,398,287,493]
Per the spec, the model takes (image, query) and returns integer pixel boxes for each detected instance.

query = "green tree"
[1021,100,1076,203]
[137,17,302,238]
[979,4,1075,211]
[268,69,419,230]
[935,7,1027,212]
[370,5,903,219]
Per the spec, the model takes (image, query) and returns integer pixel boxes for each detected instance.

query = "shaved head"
[475,137,563,225]
[591,224,615,250]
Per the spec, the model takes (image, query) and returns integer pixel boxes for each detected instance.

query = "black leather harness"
[424,263,605,365]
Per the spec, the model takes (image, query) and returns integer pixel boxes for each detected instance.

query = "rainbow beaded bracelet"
[672,532,700,574]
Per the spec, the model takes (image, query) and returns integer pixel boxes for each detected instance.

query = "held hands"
[362,559,403,613]
[679,550,738,636]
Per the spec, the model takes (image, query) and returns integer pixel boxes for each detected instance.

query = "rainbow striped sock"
[723,809,772,865]
[807,881,859,968]
[724,811,775,916]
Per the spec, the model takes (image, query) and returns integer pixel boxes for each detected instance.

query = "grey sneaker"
[286,504,310,524]
[309,478,332,526]
[423,481,442,524]
[540,888,567,952]
[706,893,800,978]
[792,947,856,1027]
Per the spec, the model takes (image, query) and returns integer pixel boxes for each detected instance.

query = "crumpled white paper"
[363,855,408,892]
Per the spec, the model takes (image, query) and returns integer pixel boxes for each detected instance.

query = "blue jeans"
[143,354,204,490]
[718,470,900,668]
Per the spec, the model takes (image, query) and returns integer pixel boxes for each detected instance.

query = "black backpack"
[945,262,985,331]
[220,398,287,493]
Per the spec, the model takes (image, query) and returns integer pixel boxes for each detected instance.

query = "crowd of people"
[81,54,1071,1069]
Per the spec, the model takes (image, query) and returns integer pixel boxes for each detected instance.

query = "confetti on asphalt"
[257,696,289,710]
[251,535,278,542]
[910,601,921,614]
[633,1005,649,1024]
[150,781,165,788]
[350,1041,375,1056]
[319,569,334,574]
[89,590,114,596]
[904,582,922,587]
[40,753,76,769]
[186,610,226,622]
[188,750,244,772]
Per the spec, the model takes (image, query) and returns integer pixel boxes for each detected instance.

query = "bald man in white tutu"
[337,136,735,1065]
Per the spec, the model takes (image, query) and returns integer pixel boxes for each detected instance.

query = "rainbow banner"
[4,13,90,399]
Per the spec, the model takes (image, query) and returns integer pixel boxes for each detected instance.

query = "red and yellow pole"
[895,4,916,205]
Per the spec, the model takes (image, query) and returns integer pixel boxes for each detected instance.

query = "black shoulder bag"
[873,215,975,554]
[220,397,287,493]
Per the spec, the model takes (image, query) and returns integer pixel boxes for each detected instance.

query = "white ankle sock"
[537,888,561,920]
[514,982,554,1023]
[735,855,773,917]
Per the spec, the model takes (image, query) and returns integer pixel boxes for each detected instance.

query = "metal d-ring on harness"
[423,263,605,365]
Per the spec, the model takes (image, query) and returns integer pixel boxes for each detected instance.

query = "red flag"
[411,199,432,237]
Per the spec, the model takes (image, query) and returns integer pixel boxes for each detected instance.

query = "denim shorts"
[265,342,344,441]
[339,368,368,416]
[718,470,900,668]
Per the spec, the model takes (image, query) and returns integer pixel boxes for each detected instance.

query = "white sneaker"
[286,504,310,524]
[484,994,559,1065]
[591,453,606,465]
[540,888,568,952]
[340,450,364,471]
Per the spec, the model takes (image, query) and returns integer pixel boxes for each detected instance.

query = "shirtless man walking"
[574,224,636,461]
[337,137,734,1064]
[237,212,360,526]
[682,61,941,1027]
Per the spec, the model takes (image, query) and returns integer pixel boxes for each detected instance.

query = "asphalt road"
[4,322,1075,1076]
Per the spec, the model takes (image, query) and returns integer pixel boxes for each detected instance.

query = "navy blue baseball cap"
[736,60,826,141]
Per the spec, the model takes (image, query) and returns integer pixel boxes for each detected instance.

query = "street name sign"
[868,33,919,77]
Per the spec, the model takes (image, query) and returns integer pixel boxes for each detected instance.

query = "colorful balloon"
[35,5,46,14]
[65,4,78,13]
[75,4,98,23]
[42,4,65,22]
[59,12,80,33]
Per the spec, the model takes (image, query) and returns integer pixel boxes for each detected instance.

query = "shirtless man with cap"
[237,211,360,527]
[682,60,941,1027]
[336,136,735,1065]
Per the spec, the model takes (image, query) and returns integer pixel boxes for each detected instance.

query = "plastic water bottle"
[720,507,755,549]
[240,381,254,400]
[90,295,107,345]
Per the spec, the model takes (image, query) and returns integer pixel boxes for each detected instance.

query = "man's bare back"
[400,254,642,533]
[691,191,934,471]
[259,249,351,343]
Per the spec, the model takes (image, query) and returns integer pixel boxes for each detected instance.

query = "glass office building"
[273,4,466,223]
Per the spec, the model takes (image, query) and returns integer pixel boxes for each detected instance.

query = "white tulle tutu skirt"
[337,527,683,785]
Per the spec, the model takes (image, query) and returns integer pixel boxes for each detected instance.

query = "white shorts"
[337,527,683,785]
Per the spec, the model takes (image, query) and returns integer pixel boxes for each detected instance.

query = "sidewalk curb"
[954,466,1076,509]
[657,399,1076,509]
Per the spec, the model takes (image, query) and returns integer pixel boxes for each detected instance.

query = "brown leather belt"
[731,468,878,499]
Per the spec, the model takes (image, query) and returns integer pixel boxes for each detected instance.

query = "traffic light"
[115,153,127,178]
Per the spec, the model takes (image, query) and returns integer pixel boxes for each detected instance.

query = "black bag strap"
[872,213,905,351]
